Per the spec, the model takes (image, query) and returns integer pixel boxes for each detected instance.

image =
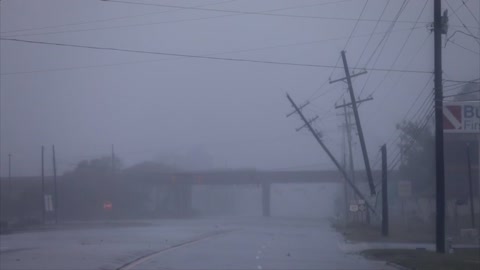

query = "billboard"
[443,102,480,133]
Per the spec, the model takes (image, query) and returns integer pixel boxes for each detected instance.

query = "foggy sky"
[1,0,479,176]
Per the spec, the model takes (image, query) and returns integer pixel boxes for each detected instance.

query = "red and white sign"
[103,201,112,211]
[443,102,480,133]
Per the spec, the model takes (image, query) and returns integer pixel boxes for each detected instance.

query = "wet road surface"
[0,217,392,270]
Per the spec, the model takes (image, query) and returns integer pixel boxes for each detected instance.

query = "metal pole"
[41,146,45,224]
[340,50,375,195]
[433,0,445,253]
[381,144,389,236]
[52,145,58,224]
[7,153,11,220]
[466,144,475,227]
[111,144,115,173]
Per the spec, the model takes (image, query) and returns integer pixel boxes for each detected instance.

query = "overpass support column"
[262,182,271,217]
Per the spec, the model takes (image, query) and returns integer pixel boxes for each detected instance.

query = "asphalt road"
[0,217,392,270]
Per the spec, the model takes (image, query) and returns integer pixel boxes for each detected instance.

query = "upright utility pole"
[340,107,349,223]
[434,0,445,254]
[466,145,475,227]
[381,144,389,236]
[111,144,115,173]
[8,153,11,180]
[52,145,58,224]
[332,51,375,195]
[7,153,12,219]
[41,146,45,223]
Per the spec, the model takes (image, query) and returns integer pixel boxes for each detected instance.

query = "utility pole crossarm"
[335,96,373,109]
[286,101,310,118]
[296,115,319,132]
[329,70,368,84]
[286,93,376,214]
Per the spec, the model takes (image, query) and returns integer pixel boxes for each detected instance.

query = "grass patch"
[362,248,480,270]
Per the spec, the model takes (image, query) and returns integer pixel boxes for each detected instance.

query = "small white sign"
[349,204,359,212]
[44,194,54,212]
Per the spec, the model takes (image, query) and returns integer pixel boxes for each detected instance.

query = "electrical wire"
[354,0,391,68]
[443,89,480,98]
[367,0,429,98]
[0,0,237,34]
[0,38,433,73]
[0,0,354,38]
[103,0,431,24]
[462,0,479,24]
[445,0,480,46]
[447,39,480,55]
[343,0,369,51]
[357,0,410,98]
[0,26,424,76]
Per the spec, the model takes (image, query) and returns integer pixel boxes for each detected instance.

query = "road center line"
[117,229,235,270]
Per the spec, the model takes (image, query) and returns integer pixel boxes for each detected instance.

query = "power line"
[445,0,480,46]
[0,0,237,34]
[354,0,391,67]
[1,26,424,76]
[443,89,480,98]
[357,0,410,97]
[371,74,433,168]
[360,31,431,104]
[462,0,479,24]
[447,39,480,55]
[366,0,428,98]
[444,78,480,83]
[0,0,355,38]
[0,37,433,73]
[343,0,369,50]
[103,0,434,24]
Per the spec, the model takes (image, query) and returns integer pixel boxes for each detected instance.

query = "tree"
[64,156,123,177]
[396,119,435,196]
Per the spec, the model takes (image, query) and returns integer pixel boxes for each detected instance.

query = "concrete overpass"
[121,169,379,217]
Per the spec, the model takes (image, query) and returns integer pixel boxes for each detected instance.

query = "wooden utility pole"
[41,146,45,223]
[286,93,376,214]
[381,144,389,236]
[7,153,12,220]
[331,52,375,196]
[52,145,58,224]
[336,97,373,223]
[466,145,475,227]
[433,0,445,253]
[111,144,115,173]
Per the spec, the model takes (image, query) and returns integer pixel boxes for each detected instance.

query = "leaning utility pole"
[433,0,445,253]
[286,93,375,214]
[52,145,58,224]
[336,97,373,224]
[331,52,375,195]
